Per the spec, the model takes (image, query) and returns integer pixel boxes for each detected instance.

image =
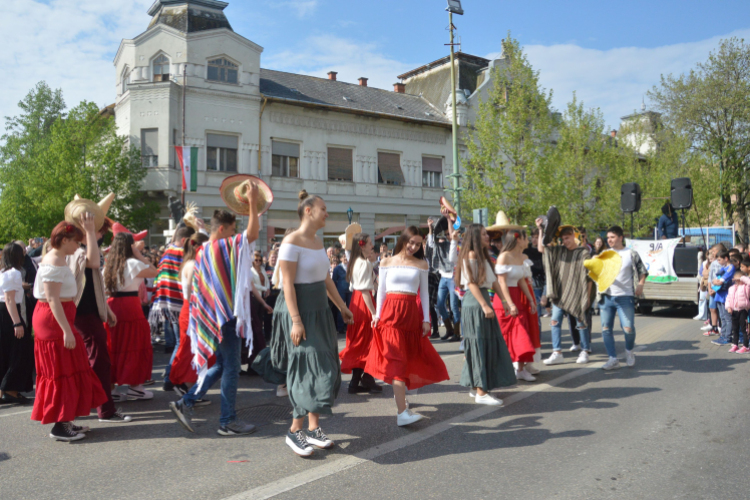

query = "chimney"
[358,77,368,87]
[610,130,617,138]
[393,82,405,93]
[327,71,337,81]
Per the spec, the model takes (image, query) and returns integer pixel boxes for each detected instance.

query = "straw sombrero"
[220,175,274,216]
[555,224,580,239]
[64,193,114,231]
[339,223,362,251]
[182,202,202,231]
[486,211,526,235]
[584,250,622,293]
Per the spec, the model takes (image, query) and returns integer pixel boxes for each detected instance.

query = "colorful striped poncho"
[148,243,185,328]
[188,234,255,386]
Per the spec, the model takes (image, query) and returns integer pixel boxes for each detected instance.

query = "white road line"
[222,344,647,500]
[0,409,32,418]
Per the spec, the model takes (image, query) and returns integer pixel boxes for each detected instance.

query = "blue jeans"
[533,287,544,333]
[551,304,591,352]
[163,318,177,350]
[600,295,636,358]
[717,301,732,341]
[437,277,461,324]
[181,319,241,426]
[163,321,179,383]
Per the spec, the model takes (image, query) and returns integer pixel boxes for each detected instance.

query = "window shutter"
[422,156,442,172]
[207,134,238,149]
[141,129,158,155]
[377,152,404,185]
[327,147,353,181]
[272,140,300,158]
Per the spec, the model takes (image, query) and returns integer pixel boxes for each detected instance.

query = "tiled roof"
[259,69,451,127]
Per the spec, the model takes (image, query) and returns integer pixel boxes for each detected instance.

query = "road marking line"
[222,344,647,500]
[0,409,32,419]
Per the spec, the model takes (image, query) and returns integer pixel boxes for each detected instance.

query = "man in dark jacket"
[657,203,679,239]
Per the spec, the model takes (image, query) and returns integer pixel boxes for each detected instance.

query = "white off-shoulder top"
[108,258,150,293]
[495,259,534,287]
[350,258,375,291]
[278,243,330,285]
[460,259,496,289]
[34,264,77,299]
[0,269,24,304]
[375,265,429,323]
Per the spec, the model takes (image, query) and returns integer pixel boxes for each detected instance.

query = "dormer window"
[207,58,238,84]
[153,55,170,82]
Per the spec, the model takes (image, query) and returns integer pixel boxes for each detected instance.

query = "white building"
[114,0,457,250]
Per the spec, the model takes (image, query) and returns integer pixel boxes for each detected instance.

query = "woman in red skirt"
[168,232,210,389]
[103,232,158,400]
[32,217,107,441]
[339,232,382,394]
[365,226,449,427]
[494,230,540,382]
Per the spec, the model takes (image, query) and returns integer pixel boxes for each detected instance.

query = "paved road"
[2,308,749,500]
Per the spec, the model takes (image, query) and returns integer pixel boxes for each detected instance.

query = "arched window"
[207,58,238,84]
[153,55,170,82]
[121,69,130,93]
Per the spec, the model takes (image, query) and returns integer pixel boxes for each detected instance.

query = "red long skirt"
[104,296,153,386]
[169,301,215,385]
[364,294,449,390]
[493,286,540,363]
[31,302,107,424]
[339,290,375,373]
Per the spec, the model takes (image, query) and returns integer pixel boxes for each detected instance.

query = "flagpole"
[181,63,187,206]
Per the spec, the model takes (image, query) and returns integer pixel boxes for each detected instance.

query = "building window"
[121,69,130,93]
[422,156,443,188]
[153,55,170,82]
[327,147,353,181]
[377,152,404,185]
[272,140,300,178]
[207,58,238,84]
[206,133,238,172]
[141,128,158,167]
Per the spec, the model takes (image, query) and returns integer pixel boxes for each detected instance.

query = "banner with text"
[627,238,682,283]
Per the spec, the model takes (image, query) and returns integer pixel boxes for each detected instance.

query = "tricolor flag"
[175,146,198,192]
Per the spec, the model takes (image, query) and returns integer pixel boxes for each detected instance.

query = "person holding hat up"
[535,218,596,366]
[594,226,648,370]
[170,177,272,437]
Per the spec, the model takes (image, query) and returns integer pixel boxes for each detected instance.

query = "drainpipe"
[257,96,268,175]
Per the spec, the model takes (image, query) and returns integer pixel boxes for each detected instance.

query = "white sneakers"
[276,385,288,397]
[602,357,621,370]
[543,351,564,365]
[468,389,477,398]
[569,344,582,352]
[475,393,503,406]
[397,409,424,426]
[700,324,713,332]
[516,369,536,382]
[525,363,540,375]
[576,351,590,364]
[625,349,636,367]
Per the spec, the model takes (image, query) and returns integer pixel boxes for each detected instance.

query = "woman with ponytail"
[339,233,382,394]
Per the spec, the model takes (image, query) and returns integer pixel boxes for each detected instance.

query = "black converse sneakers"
[49,422,85,442]
[286,429,314,457]
[305,427,334,449]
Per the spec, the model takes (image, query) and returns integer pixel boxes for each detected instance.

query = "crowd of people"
[0,180,654,457]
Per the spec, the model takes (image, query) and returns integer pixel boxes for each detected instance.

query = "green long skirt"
[273,281,341,419]
[460,289,517,391]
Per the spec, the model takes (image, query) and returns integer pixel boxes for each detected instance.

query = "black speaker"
[621,182,642,213]
[671,177,693,210]
[673,246,699,276]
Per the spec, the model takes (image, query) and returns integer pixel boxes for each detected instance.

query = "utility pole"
[445,2,464,219]
[181,63,187,206]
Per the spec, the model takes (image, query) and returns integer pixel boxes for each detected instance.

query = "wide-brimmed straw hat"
[555,224,581,240]
[439,196,457,221]
[64,193,114,231]
[339,223,362,251]
[584,250,622,293]
[220,175,274,216]
[112,222,148,242]
[486,211,526,235]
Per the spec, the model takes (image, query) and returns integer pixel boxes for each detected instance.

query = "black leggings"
[731,309,748,347]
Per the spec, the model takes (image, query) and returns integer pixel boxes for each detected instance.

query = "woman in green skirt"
[455,224,517,405]
[276,189,353,457]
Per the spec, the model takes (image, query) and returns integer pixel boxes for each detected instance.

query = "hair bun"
[298,189,309,201]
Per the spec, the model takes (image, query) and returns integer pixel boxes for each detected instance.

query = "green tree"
[464,35,555,225]
[0,82,157,242]
[648,37,750,241]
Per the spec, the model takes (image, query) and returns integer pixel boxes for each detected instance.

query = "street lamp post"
[445,1,464,219]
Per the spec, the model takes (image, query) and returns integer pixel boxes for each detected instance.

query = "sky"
[2,0,749,132]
